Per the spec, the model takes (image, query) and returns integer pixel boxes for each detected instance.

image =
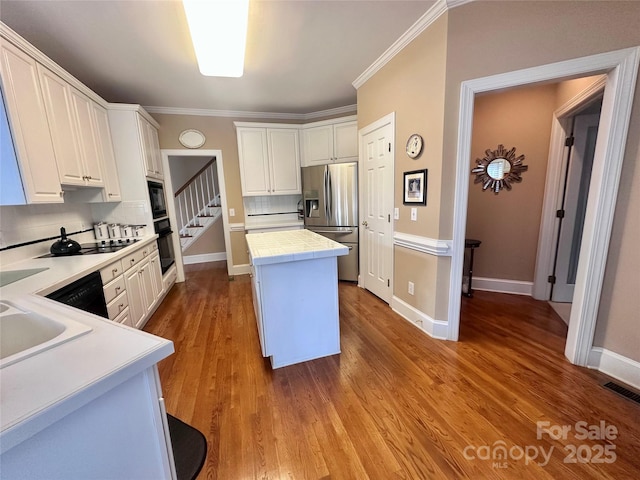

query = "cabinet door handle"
[112,268,119,275]
[115,286,121,293]
[131,258,136,264]
[119,303,124,310]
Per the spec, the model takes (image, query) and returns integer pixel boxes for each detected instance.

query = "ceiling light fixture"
[182,0,249,78]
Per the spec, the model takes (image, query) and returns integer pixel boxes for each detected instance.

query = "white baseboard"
[230,263,251,276]
[473,277,533,296]
[182,252,227,265]
[391,296,448,340]
[588,347,640,390]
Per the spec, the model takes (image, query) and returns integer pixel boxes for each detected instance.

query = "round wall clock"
[178,129,206,149]
[406,134,424,159]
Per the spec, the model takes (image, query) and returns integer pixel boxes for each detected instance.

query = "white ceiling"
[0,0,435,115]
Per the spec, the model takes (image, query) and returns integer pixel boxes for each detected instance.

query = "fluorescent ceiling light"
[183,0,249,77]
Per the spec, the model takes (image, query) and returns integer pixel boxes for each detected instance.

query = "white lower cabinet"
[102,242,164,330]
[250,265,266,355]
[124,244,163,330]
[0,365,176,479]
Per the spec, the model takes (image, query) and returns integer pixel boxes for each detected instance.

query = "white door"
[361,121,393,302]
[552,113,600,302]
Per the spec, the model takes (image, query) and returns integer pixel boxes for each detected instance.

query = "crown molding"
[143,104,357,121]
[352,0,474,89]
[1,21,108,107]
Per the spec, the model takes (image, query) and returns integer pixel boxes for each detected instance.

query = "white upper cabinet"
[38,65,105,188]
[92,103,121,201]
[137,114,163,179]
[301,116,358,166]
[69,88,104,186]
[37,65,83,185]
[0,38,63,203]
[236,124,301,196]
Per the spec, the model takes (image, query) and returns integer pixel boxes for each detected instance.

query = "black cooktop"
[37,239,140,258]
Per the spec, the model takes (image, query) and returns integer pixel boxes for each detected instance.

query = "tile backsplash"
[244,195,302,216]
[0,203,94,249]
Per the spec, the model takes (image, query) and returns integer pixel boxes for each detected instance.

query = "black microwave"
[148,181,167,219]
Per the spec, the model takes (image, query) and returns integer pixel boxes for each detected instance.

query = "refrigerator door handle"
[323,167,330,219]
[327,169,333,221]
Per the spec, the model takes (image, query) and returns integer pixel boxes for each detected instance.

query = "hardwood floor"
[145,262,640,479]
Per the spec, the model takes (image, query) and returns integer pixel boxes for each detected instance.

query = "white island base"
[247,230,348,369]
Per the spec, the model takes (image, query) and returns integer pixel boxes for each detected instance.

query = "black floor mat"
[166,413,207,480]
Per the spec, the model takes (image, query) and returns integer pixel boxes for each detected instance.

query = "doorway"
[161,149,233,281]
[448,47,640,367]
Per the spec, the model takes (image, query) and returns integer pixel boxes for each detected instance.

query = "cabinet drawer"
[123,244,153,271]
[162,266,177,292]
[100,259,123,284]
[103,275,125,304]
[113,306,132,327]
[107,290,129,320]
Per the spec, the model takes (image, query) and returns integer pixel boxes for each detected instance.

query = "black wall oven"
[154,218,175,275]
[148,180,167,219]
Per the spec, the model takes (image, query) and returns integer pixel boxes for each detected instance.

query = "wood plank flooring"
[145,262,640,479]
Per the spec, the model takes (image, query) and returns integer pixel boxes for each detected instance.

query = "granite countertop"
[246,229,348,266]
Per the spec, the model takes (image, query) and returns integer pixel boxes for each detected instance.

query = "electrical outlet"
[408,281,414,295]
[394,207,399,220]
[410,208,417,221]
[229,208,235,217]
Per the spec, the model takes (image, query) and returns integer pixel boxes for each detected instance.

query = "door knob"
[362,221,368,227]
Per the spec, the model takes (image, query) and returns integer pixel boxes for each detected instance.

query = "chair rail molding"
[393,232,452,256]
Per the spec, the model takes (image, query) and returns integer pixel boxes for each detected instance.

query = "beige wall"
[358,13,448,319]
[153,113,283,267]
[358,1,640,359]
[183,219,226,257]
[169,155,212,194]
[442,1,640,361]
[467,83,557,281]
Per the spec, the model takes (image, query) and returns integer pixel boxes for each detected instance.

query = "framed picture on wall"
[403,169,427,205]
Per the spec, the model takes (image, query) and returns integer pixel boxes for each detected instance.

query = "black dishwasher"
[46,271,108,318]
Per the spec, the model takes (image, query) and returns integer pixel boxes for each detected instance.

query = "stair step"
[197,214,214,218]
[180,234,193,238]
[188,224,204,228]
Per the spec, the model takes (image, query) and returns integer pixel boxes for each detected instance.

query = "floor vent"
[603,381,640,405]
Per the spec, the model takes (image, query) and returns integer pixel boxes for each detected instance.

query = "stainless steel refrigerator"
[302,162,358,281]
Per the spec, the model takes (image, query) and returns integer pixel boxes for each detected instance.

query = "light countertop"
[246,229,348,266]
[0,235,174,453]
[0,236,157,298]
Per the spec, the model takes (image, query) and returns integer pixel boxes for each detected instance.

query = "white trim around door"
[448,47,640,369]
[532,76,607,300]
[161,149,235,279]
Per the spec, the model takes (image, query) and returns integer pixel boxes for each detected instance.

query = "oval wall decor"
[178,129,206,149]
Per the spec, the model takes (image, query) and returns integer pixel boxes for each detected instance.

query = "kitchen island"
[246,229,348,368]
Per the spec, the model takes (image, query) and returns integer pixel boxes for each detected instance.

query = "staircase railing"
[174,159,219,236]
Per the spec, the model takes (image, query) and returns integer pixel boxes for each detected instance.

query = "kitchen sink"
[0,300,92,368]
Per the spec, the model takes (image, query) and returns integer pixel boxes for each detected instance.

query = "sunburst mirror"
[471,144,528,194]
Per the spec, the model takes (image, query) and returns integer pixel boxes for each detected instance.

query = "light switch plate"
[410,208,417,221]
[229,208,235,217]
[394,208,399,220]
